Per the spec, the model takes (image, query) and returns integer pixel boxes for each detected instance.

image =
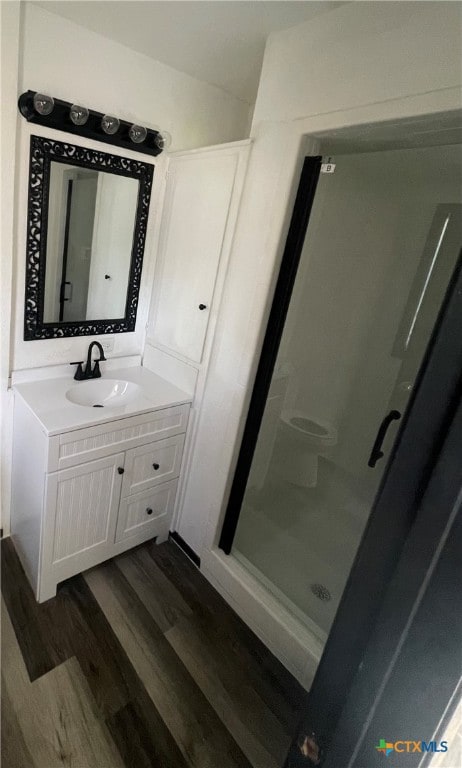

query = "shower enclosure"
[220,143,462,649]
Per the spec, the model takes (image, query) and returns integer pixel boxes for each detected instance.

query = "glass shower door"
[222,143,462,644]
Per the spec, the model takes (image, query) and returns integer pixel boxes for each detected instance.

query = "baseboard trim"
[169,531,200,567]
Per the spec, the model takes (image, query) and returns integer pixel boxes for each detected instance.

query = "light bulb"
[154,130,172,151]
[33,93,54,116]
[129,124,147,143]
[70,104,89,126]
[101,115,120,135]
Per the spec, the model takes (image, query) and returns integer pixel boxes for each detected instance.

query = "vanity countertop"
[13,366,192,436]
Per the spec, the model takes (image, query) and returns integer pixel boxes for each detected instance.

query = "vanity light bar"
[18,91,165,157]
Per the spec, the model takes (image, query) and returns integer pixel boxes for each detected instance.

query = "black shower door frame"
[219,155,323,553]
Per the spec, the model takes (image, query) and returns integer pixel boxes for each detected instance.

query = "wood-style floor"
[1,537,305,768]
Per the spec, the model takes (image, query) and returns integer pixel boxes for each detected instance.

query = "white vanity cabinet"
[11,394,189,602]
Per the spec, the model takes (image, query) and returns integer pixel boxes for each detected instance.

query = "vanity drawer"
[121,433,185,497]
[115,480,178,543]
[50,405,189,471]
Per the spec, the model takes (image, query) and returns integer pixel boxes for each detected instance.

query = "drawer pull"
[117,467,124,474]
[152,463,160,470]
[146,508,153,515]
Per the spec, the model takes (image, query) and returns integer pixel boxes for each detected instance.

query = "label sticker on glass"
[321,162,336,174]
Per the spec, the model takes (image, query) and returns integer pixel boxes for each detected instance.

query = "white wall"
[0,0,21,535]
[178,1,462,562]
[252,1,462,128]
[0,2,250,532]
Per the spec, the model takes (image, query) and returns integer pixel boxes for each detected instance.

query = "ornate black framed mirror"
[24,135,154,340]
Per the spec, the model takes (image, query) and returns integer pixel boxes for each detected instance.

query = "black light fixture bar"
[18,91,163,157]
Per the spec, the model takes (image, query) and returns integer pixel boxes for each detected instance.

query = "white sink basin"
[66,379,142,408]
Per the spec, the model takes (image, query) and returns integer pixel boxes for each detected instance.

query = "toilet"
[279,410,337,487]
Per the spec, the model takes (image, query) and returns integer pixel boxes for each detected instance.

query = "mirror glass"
[44,163,138,323]
[24,136,153,340]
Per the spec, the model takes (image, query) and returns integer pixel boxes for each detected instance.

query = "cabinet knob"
[152,463,160,470]
[146,508,153,515]
[198,304,207,310]
[117,467,124,474]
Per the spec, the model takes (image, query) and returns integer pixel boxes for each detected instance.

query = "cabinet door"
[42,453,124,579]
[152,152,239,363]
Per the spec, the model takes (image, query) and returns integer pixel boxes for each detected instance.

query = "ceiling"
[35,1,345,104]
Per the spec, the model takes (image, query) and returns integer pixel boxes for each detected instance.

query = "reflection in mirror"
[44,164,138,323]
[24,136,154,340]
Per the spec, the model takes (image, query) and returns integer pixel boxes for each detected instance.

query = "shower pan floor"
[233,459,369,637]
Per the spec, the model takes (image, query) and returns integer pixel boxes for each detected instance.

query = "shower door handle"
[368,410,401,468]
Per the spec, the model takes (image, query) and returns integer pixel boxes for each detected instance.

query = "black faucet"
[71,341,107,380]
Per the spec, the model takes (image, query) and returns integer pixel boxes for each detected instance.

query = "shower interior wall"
[278,145,462,507]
